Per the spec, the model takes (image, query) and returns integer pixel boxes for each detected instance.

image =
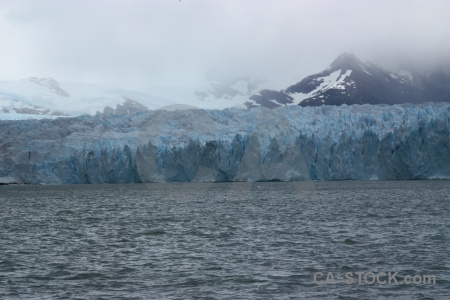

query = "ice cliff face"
[0,104,449,184]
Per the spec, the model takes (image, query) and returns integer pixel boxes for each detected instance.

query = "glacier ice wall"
[0,104,449,184]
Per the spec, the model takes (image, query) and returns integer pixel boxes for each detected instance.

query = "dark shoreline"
[1,178,449,186]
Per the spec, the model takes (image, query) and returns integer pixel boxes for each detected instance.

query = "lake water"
[0,181,449,299]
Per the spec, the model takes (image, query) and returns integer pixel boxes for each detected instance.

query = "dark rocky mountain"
[246,53,450,108]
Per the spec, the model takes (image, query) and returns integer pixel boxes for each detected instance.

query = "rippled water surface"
[0,181,449,299]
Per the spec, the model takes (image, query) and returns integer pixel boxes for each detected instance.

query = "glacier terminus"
[0,103,449,184]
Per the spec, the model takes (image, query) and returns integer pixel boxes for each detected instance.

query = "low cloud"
[0,0,448,90]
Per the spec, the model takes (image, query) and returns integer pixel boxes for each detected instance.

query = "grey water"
[0,181,449,299]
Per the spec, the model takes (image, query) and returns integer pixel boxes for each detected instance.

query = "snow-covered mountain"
[1,103,449,184]
[0,76,266,120]
[192,74,269,108]
[0,77,176,119]
[144,73,270,111]
[2,53,449,119]
[247,53,450,108]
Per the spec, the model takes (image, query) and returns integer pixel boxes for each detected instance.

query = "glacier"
[0,103,449,184]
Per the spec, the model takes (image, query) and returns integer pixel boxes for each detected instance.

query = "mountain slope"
[0,78,174,119]
[247,53,450,108]
[2,53,449,116]
[0,76,260,119]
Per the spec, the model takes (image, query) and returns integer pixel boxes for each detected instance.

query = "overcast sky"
[0,0,449,89]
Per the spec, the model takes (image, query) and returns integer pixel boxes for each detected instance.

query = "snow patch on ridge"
[289,69,353,104]
[360,64,372,75]
[397,70,413,82]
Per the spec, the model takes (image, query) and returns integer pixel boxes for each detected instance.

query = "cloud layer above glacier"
[0,0,449,89]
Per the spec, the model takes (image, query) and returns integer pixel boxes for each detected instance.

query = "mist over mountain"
[247,53,450,108]
[2,0,449,98]
[0,77,176,119]
[1,52,449,120]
